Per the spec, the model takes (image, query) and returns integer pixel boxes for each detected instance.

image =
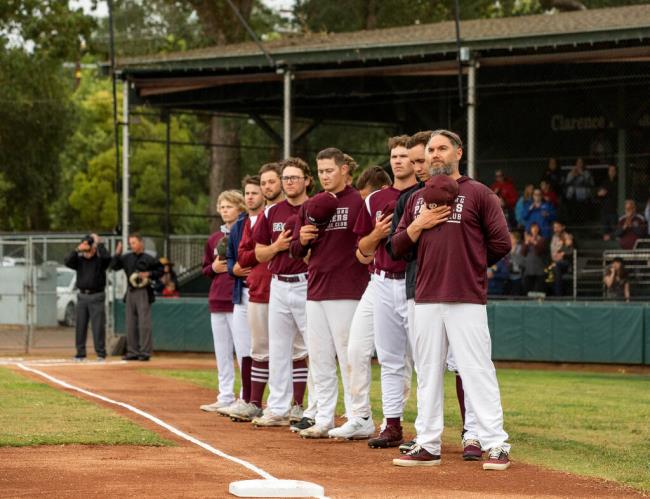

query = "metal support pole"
[25,237,34,354]
[617,128,626,212]
[282,68,292,158]
[573,249,578,300]
[467,60,477,179]
[122,81,130,249]
[165,112,171,257]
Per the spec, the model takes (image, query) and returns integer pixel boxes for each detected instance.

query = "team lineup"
[201,129,512,470]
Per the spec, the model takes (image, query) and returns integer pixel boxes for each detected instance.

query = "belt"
[373,269,406,280]
[79,289,103,295]
[272,273,308,283]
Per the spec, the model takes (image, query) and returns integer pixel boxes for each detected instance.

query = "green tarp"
[114,300,650,364]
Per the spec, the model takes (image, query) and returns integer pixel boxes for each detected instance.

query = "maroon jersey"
[392,176,511,305]
[290,186,369,301]
[202,229,235,313]
[353,186,408,274]
[253,200,308,276]
[238,215,270,303]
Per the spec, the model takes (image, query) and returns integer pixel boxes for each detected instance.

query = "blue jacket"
[523,202,556,239]
[514,196,531,227]
[226,212,248,305]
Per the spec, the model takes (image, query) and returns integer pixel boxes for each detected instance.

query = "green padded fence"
[114,300,650,365]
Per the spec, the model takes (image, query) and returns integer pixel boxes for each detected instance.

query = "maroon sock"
[386,417,401,428]
[455,373,467,429]
[292,359,308,407]
[250,360,268,408]
[240,356,252,403]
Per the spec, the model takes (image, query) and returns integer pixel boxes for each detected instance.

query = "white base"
[229,479,325,497]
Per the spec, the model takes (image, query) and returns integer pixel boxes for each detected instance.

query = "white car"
[56,267,77,327]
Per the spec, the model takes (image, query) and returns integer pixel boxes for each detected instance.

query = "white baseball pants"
[373,275,411,419]
[266,277,316,418]
[210,310,247,404]
[413,303,510,455]
[306,299,357,428]
[232,288,252,358]
[347,277,376,419]
[249,301,310,362]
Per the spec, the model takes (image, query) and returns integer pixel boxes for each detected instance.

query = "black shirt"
[64,244,112,292]
[386,181,424,300]
[111,251,163,289]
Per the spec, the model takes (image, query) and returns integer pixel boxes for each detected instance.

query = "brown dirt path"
[2,357,645,498]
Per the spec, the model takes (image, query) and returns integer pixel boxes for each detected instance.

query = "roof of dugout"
[118,4,650,123]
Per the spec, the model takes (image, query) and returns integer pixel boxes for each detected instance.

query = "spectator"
[487,256,510,295]
[550,228,574,297]
[597,165,618,240]
[564,158,594,222]
[497,193,515,229]
[490,169,518,210]
[506,231,525,296]
[515,184,534,228]
[604,257,629,301]
[644,188,650,236]
[540,179,558,207]
[523,188,556,240]
[615,199,648,250]
[154,257,178,295]
[521,222,547,294]
[541,157,563,196]
[162,280,180,298]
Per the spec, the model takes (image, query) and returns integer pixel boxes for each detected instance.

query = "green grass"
[145,365,650,491]
[0,367,172,447]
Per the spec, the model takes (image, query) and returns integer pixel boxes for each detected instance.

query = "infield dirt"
[1,357,645,498]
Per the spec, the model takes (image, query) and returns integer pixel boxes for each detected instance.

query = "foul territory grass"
[0,367,172,447]
[145,365,650,491]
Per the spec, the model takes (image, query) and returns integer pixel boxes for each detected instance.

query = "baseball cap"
[283,214,300,234]
[379,199,397,220]
[422,175,459,207]
[306,191,339,228]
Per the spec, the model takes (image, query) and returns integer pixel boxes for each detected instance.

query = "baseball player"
[200,190,249,413]
[214,176,265,419]
[251,158,317,430]
[290,148,369,439]
[391,130,512,470]
[386,131,481,460]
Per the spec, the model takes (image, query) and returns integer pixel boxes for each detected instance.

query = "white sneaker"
[230,402,263,422]
[217,399,247,417]
[251,410,290,427]
[328,417,375,440]
[299,423,332,439]
[200,400,232,412]
[288,404,304,423]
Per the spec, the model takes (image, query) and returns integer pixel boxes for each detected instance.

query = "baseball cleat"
[299,424,332,439]
[393,445,441,467]
[199,400,232,412]
[288,404,304,424]
[368,425,403,448]
[462,438,483,461]
[251,411,290,427]
[483,447,511,471]
[216,399,247,417]
[290,417,315,433]
[399,439,416,454]
[328,418,375,440]
[229,402,263,422]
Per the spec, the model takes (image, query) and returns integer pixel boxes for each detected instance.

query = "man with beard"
[391,130,512,470]
[251,158,317,430]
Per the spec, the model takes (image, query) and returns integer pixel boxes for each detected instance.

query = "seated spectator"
[490,169,518,211]
[523,188,556,240]
[162,279,180,298]
[487,256,510,295]
[505,231,525,296]
[497,193,516,229]
[550,230,574,297]
[615,200,648,250]
[542,157,563,196]
[521,222,547,294]
[564,158,594,223]
[597,165,618,241]
[604,257,629,301]
[644,188,650,236]
[154,257,178,295]
[540,179,558,207]
[515,184,534,228]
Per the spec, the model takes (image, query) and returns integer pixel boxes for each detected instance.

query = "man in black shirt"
[111,233,163,361]
[64,234,112,361]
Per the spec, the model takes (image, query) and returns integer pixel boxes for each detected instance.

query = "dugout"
[118,4,650,222]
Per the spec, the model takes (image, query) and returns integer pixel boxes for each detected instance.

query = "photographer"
[604,257,630,301]
[111,233,163,361]
[64,234,112,361]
